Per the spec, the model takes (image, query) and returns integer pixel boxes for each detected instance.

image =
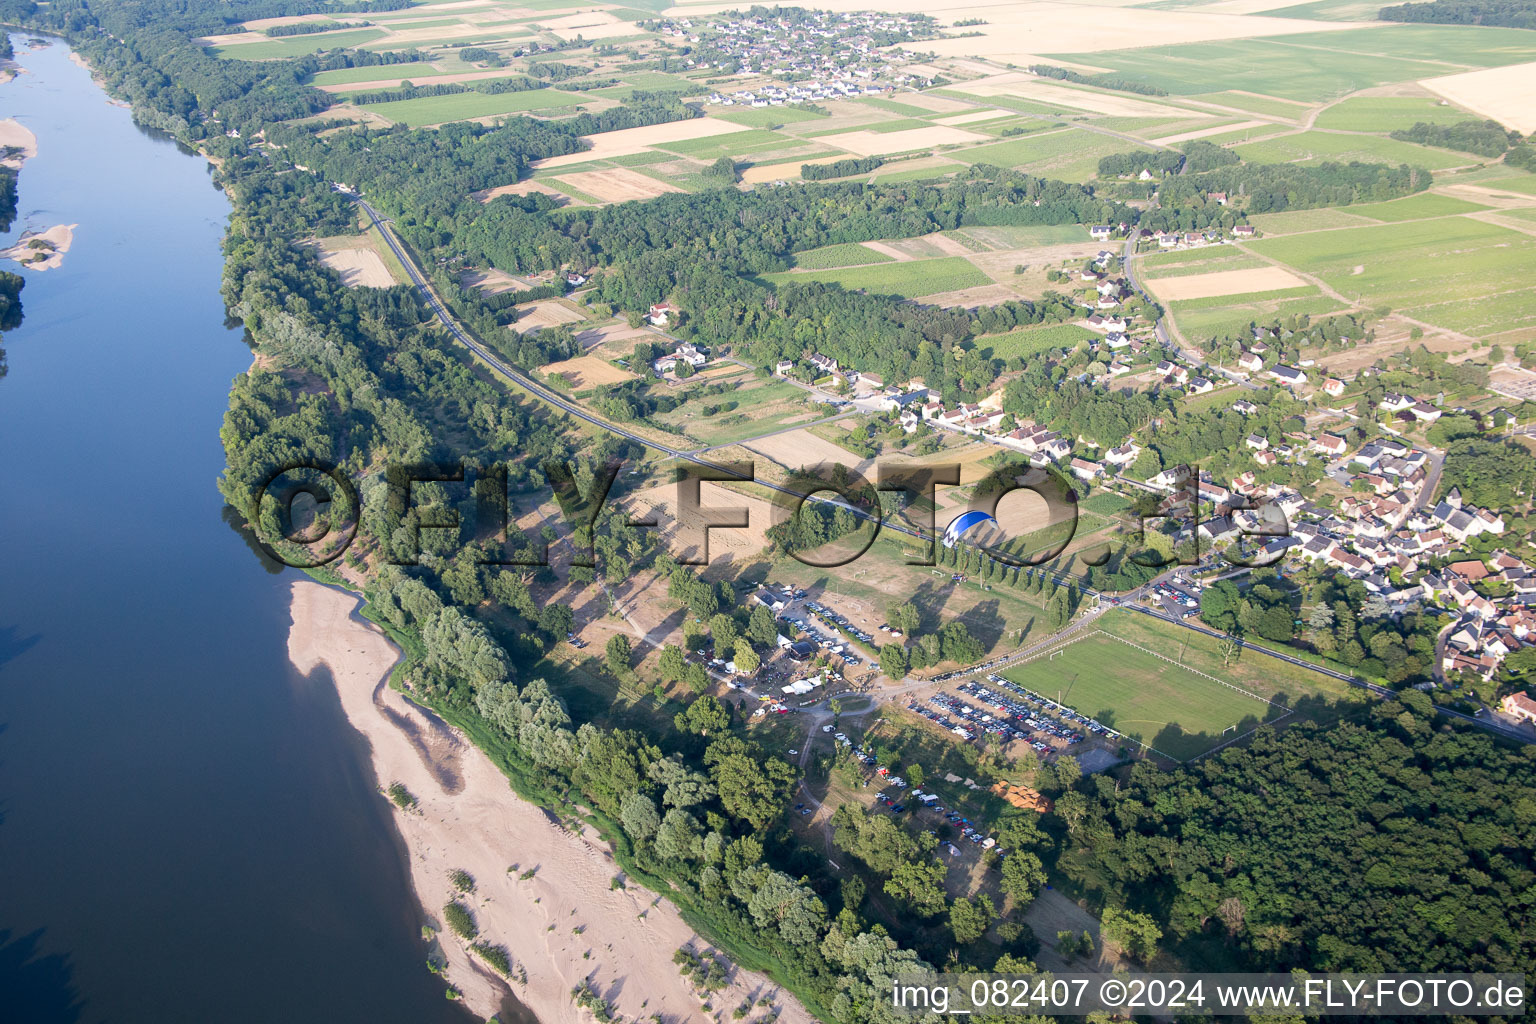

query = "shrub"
[443,901,478,940]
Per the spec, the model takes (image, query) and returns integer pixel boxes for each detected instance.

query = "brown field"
[306,235,399,288]
[1422,62,1536,133]
[512,299,588,333]
[542,354,637,389]
[952,73,1187,117]
[461,267,539,295]
[541,11,637,41]
[1148,266,1308,301]
[922,231,975,257]
[619,479,776,567]
[816,125,988,157]
[576,321,655,354]
[315,67,534,94]
[1150,119,1267,146]
[746,428,869,472]
[741,154,845,184]
[471,179,573,204]
[558,167,685,203]
[531,118,751,168]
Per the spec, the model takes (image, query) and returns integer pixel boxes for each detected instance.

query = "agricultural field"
[1149,266,1309,302]
[953,128,1137,181]
[211,28,388,60]
[974,323,1097,361]
[762,256,991,299]
[1001,626,1278,761]
[1170,289,1341,342]
[542,355,637,391]
[1249,216,1536,336]
[1047,25,1536,101]
[655,379,824,447]
[1345,192,1491,222]
[1312,95,1477,132]
[359,89,583,126]
[1233,130,1483,170]
[1138,248,1270,279]
[789,243,896,270]
[309,64,458,87]
[1245,207,1378,235]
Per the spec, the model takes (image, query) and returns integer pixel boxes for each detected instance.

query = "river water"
[0,39,504,1024]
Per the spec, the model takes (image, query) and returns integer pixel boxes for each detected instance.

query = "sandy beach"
[0,117,38,169]
[2,223,76,271]
[287,581,815,1024]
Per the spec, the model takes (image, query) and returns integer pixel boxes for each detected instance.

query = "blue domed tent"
[942,509,997,548]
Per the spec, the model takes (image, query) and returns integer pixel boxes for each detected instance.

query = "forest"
[1026,63,1168,97]
[1379,0,1536,27]
[1390,119,1521,157]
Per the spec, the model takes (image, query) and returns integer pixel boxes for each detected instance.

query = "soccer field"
[1002,630,1276,760]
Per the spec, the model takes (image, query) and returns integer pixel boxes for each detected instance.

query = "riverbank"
[288,580,815,1024]
[0,117,37,168]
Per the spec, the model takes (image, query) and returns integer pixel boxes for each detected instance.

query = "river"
[0,38,512,1024]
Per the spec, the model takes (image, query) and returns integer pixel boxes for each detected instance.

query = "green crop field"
[310,63,454,86]
[716,106,829,128]
[1313,96,1478,132]
[1346,192,1490,222]
[213,28,387,60]
[1141,251,1269,279]
[1188,91,1311,119]
[955,129,1134,180]
[975,323,1096,361]
[362,89,584,125]
[1250,216,1536,335]
[1048,25,1536,101]
[659,129,788,157]
[1245,207,1377,235]
[1233,130,1476,170]
[866,162,966,183]
[763,256,990,298]
[1172,290,1344,342]
[955,223,1092,248]
[790,243,895,270]
[1001,629,1276,760]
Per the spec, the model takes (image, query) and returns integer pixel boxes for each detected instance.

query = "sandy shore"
[288,581,816,1024]
[2,223,76,271]
[0,117,38,170]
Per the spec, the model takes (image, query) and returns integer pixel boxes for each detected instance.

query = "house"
[1246,434,1270,451]
[1233,224,1256,238]
[1269,364,1307,386]
[1237,351,1263,373]
[1188,377,1213,394]
[648,302,675,327]
[753,589,786,611]
[1254,450,1277,467]
[1155,360,1189,385]
[1232,399,1258,415]
[1095,279,1121,297]
[1208,191,1228,205]
[1157,232,1180,248]
[1323,377,1346,398]
[1069,457,1104,481]
[1502,692,1536,726]
[1315,433,1348,456]
[566,271,588,287]
[1105,442,1139,467]
[878,388,928,413]
[808,353,839,375]
[1407,402,1442,423]
[1089,225,1112,240]
[1380,393,1414,413]
[898,409,919,433]
[775,360,795,376]
[859,372,885,389]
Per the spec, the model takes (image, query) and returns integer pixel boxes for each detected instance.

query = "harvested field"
[460,267,538,295]
[306,236,399,288]
[620,480,776,567]
[953,73,1189,117]
[531,118,751,169]
[815,125,988,156]
[471,178,572,204]
[557,167,684,203]
[922,231,976,257]
[1149,119,1267,146]
[512,299,587,333]
[1421,61,1536,134]
[1149,266,1309,301]
[746,428,867,472]
[541,355,637,390]
[933,108,1013,126]
[741,154,845,184]
[576,322,655,353]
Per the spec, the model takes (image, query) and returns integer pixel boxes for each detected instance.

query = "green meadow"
[763,256,990,298]
[1234,130,1478,170]
[362,89,584,125]
[213,28,387,59]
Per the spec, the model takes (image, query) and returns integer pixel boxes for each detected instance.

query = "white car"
[788,749,799,755]
[823,725,834,732]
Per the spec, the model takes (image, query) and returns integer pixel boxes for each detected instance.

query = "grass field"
[1171,290,1342,342]
[1140,249,1269,279]
[1249,216,1536,335]
[1001,629,1275,760]
[362,89,584,125]
[715,106,829,128]
[763,256,990,298]
[790,243,895,269]
[1233,130,1479,170]
[954,129,1132,181]
[975,323,1096,361]
[1346,192,1491,221]
[954,224,1093,248]
[1048,25,1536,101]
[310,63,453,86]
[1189,91,1311,119]
[1245,207,1379,234]
[1313,96,1478,132]
[213,28,386,60]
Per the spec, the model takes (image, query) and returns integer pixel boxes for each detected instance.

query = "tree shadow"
[0,929,85,1024]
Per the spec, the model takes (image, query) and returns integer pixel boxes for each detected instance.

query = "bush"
[387,782,417,810]
[472,942,512,975]
[450,868,475,893]
[444,901,478,940]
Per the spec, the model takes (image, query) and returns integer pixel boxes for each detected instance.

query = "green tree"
[949,894,995,944]
[880,643,910,680]
[1101,907,1161,963]
[605,634,633,675]
[885,861,947,917]
[657,643,686,683]
[733,638,761,674]
[674,694,730,736]
[747,604,778,646]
